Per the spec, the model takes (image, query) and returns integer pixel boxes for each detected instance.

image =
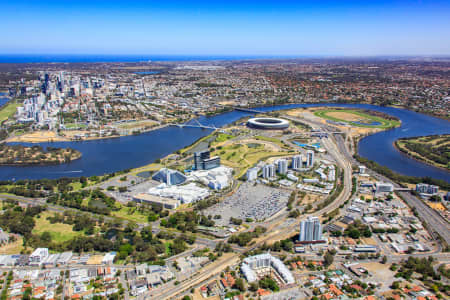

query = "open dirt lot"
[359,262,397,292]
[0,237,23,254]
[8,131,67,142]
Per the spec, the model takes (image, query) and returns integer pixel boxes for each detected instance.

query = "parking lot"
[101,176,160,203]
[204,182,290,226]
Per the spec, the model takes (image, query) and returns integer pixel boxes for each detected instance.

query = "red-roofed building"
[257,289,271,296]
[322,293,334,300]
[225,273,235,287]
[220,278,229,289]
[412,286,423,292]
[350,284,363,291]
[200,285,208,298]
[329,284,344,296]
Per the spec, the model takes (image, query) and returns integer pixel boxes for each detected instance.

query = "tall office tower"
[291,155,302,170]
[277,159,288,175]
[306,150,314,168]
[299,216,322,242]
[262,164,275,179]
[194,151,208,170]
[194,150,220,170]
[58,71,65,92]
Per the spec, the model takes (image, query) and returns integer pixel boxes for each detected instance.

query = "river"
[0,93,9,108]
[0,103,449,182]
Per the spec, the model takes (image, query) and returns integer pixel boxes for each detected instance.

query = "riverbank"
[6,123,171,143]
[355,150,449,190]
[394,135,449,171]
[1,103,449,181]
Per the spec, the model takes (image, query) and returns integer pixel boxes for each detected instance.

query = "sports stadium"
[247,117,289,129]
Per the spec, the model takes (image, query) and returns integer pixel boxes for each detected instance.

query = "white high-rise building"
[277,159,288,175]
[246,167,259,181]
[262,164,275,179]
[306,150,314,168]
[292,155,302,170]
[299,217,322,242]
[359,165,366,174]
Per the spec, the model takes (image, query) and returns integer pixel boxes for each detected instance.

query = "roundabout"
[247,117,290,129]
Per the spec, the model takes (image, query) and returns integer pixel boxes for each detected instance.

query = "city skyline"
[1,0,450,56]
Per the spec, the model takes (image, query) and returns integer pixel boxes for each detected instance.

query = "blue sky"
[1,0,449,56]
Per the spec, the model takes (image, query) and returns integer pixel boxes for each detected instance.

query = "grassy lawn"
[254,135,289,149]
[64,123,88,129]
[69,181,83,191]
[32,212,82,243]
[180,133,212,154]
[212,142,289,178]
[0,101,21,123]
[213,133,234,143]
[117,120,157,129]
[165,242,171,255]
[133,163,162,172]
[13,129,25,136]
[112,206,149,223]
[0,192,20,197]
[314,108,400,129]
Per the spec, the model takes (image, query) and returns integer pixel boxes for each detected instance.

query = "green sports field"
[0,101,20,123]
[314,108,400,129]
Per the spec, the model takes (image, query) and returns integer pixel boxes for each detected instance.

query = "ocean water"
[0,54,291,63]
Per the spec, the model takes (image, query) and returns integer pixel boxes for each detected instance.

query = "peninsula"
[0,144,81,165]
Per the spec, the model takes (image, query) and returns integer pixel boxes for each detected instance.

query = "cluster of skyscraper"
[16,94,61,127]
[289,150,314,172]
[246,150,315,181]
[14,71,107,129]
